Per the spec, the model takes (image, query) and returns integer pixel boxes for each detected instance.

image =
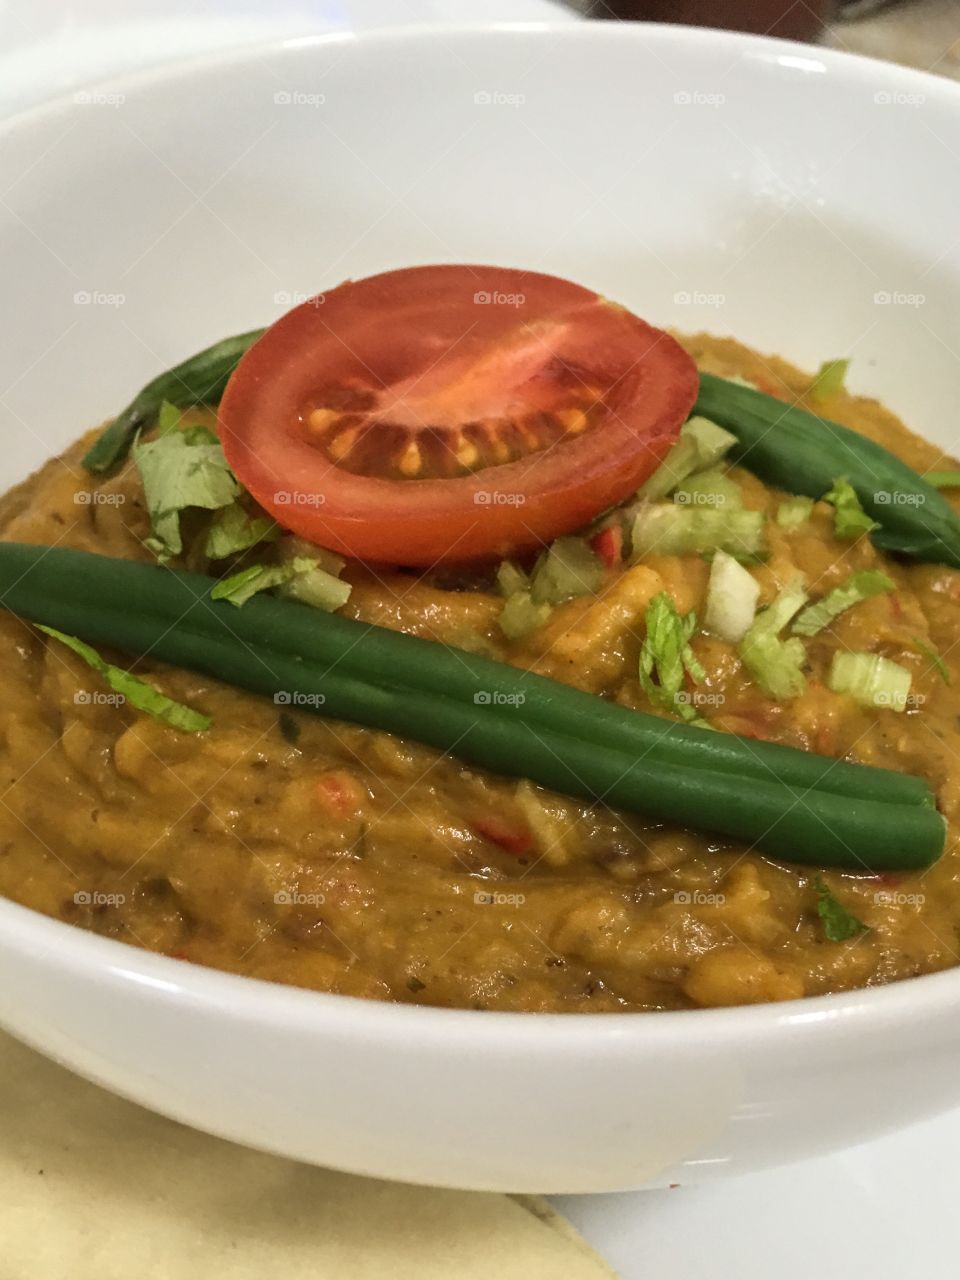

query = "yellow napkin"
[0,1032,617,1278]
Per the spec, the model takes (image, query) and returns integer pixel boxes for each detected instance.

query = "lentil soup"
[1,333,958,1013]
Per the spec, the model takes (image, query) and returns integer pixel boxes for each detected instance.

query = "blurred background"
[580,0,960,65]
[1,0,957,118]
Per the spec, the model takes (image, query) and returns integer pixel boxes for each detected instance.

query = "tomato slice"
[219,265,698,565]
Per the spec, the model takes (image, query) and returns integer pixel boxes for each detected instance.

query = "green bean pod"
[82,328,266,474]
[0,543,930,808]
[695,372,960,569]
[0,543,944,871]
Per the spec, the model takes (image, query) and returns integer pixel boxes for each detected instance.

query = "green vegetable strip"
[694,373,960,570]
[38,626,210,732]
[792,570,894,638]
[82,329,266,474]
[913,637,951,685]
[0,544,943,870]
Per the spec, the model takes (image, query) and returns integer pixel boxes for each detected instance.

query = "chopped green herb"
[739,582,808,700]
[924,471,960,489]
[809,358,849,401]
[828,651,912,712]
[205,502,279,560]
[134,429,240,560]
[821,477,880,541]
[792,570,895,638]
[38,625,210,732]
[776,496,815,530]
[639,592,707,724]
[212,556,350,612]
[913,637,950,685]
[815,875,869,942]
[212,564,289,606]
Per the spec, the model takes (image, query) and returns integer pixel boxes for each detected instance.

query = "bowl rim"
[2,16,960,142]
[2,17,960,1048]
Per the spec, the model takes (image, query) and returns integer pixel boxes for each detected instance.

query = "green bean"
[695,373,960,570]
[0,543,929,808]
[0,543,944,871]
[82,329,266,474]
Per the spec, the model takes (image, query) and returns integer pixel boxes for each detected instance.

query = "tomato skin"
[220,266,698,566]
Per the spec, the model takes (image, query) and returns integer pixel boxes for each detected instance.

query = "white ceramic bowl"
[1,22,959,1194]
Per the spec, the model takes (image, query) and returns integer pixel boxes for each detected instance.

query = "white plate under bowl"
[0,23,959,1193]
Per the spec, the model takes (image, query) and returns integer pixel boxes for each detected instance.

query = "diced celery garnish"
[828,652,912,712]
[530,537,602,606]
[638,416,737,501]
[496,560,530,598]
[672,468,742,511]
[282,566,352,612]
[496,538,601,641]
[683,416,739,467]
[499,591,552,641]
[632,504,764,560]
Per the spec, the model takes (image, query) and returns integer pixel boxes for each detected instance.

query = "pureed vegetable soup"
[0,331,958,1013]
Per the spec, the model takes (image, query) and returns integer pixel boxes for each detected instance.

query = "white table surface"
[556,1105,960,1278]
[3,3,958,1275]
